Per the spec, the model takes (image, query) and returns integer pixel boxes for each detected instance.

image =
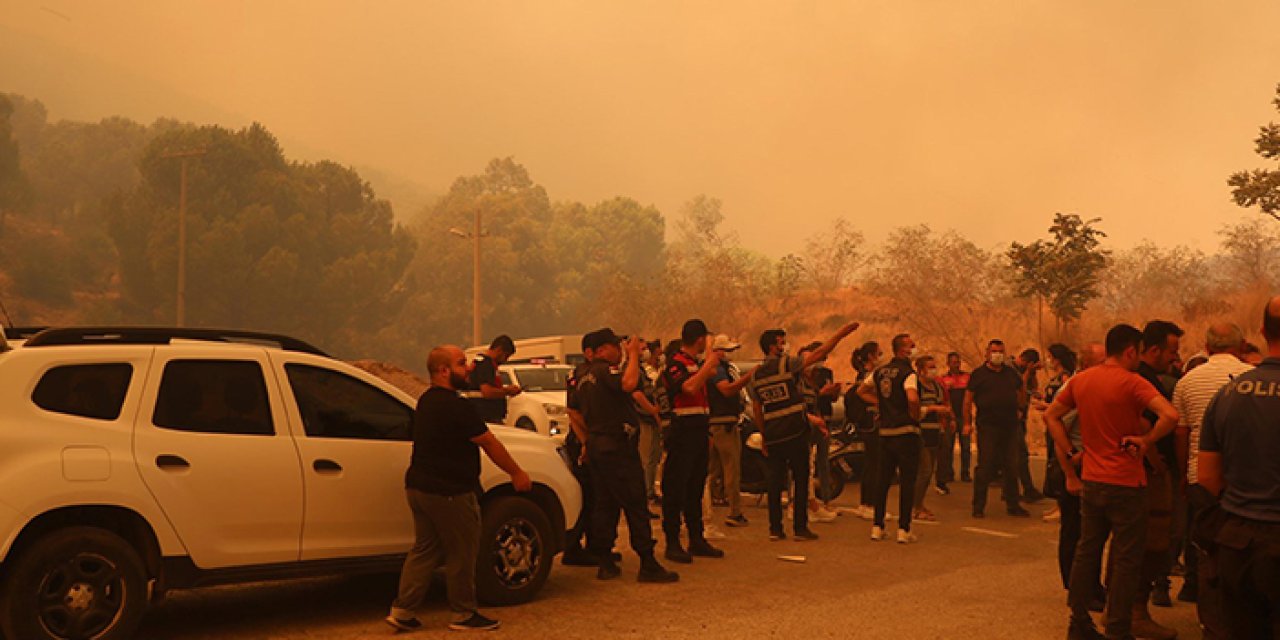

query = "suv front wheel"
[1,526,148,640]
[475,497,552,606]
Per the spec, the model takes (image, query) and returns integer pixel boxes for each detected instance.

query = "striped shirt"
[1173,353,1253,485]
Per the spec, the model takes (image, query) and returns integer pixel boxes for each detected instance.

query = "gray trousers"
[391,489,481,618]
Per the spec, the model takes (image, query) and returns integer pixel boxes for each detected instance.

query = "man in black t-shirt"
[966,339,1030,518]
[466,335,522,423]
[561,338,600,567]
[387,345,531,633]
[577,329,679,584]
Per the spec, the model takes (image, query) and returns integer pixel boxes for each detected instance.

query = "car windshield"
[513,367,570,392]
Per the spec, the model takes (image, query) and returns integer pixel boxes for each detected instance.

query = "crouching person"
[386,345,533,633]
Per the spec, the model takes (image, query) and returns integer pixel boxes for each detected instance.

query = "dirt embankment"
[349,359,429,399]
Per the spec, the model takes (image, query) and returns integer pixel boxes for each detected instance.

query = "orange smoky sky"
[3,1,1280,256]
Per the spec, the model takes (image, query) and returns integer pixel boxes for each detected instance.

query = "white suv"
[0,328,581,640]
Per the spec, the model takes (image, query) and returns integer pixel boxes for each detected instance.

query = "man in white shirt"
[1171,322,1251,637]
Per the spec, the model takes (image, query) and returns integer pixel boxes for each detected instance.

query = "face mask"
[720,350,734,362]
[908,347,919,359]
[990,353,1006,366]
[927,367,939,378]
[641,349,652,362]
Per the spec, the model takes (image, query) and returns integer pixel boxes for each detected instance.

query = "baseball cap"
[681,319,711,344]
[711,334,741,351]
[584,328,623,351]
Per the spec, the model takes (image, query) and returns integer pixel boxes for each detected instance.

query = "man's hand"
[961,422,974,436]
[505,385,523,397]
[841,321,862,336]
[625,335,644,356]
[820,382,842,397]
[1065,475,1083,496]
[807,414,829,437]
[1120,435,1147,459]
[511,470,532,492]
[704,348,722,368]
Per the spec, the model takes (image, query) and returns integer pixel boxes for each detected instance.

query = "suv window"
[153,360,274,435]
[32,364,133,421]
[285,364,412,440]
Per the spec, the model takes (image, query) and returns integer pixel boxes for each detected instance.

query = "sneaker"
[385,616,424,632]
[703,524,727,540]
[725,514,749,527]
[1170,561,1185,577]
[449,612,501,632]
[793,528,819,541]
[960,472,972,483]
[1150,585,1172,607]
[870,525,885,541]
[1043,507,1061,522]
[855,505,875,520]
[913,509,937,522]
[934,484,951,496]
[596,561,621,581]
[561,547,598,567]
[769,528,786,541]
[896,529,918,544]
[689,539,725,558]
[1007,506,1031,517]
[808,509,837,524]
[1176,582,1197,603]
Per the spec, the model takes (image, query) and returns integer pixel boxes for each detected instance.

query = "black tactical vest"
[748,354,809,444]
[874,357,920,436]
[708,363,744,426]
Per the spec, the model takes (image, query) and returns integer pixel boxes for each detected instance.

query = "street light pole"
[472,208,482,347]
[162,148,206,327]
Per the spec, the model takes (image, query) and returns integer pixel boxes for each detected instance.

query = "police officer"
[561,336,600,566]
[857,333,923,543]
[465,335,522,423]
[1197,296,1280,639]
[577,329,680,584]
[707,334,753,527]
[661,319,726,563]
[749,321,860,542]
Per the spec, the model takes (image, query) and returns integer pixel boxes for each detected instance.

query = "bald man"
[1197,297,1280,639]
[1172,322,1250,633]
[387,345,532,633]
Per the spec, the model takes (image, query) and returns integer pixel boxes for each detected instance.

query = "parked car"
[497,362,571,438]
[0,327,581,640]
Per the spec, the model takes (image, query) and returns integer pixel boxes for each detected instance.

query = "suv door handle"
[155,454,190,470]
[313,459,342,474]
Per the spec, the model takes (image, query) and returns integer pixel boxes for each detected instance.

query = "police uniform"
[578,357,656,560]
[662,349,713,545]
[562,361,597,561]
[1198,356,1280,638]
[871,356,922,532]
[748,352,814,535]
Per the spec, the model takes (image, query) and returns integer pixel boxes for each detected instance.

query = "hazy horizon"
[4,1,1280,257]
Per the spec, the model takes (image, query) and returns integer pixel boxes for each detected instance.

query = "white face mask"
[908,347,919,359]
[990,352,1006,366]
[927,367,939,378]
[641,349,652,362]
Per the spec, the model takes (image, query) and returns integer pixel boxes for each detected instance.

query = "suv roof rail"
[4,326,50,340]
[22,327,330,357]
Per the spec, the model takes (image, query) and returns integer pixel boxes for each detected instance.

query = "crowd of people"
[384,297,1280,638]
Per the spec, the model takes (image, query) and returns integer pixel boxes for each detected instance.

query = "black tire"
[1,526,148,640]
[475,497,553,606]
[514,417,537,432]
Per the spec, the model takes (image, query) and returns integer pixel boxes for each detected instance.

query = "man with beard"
[386,345,532,633]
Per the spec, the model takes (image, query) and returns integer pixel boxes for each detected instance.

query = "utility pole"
[161,148,206,327]
[450,208,489,347]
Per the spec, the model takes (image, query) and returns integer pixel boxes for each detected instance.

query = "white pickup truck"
[0,327,581,640]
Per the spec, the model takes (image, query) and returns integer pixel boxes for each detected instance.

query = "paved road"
[138,462,1200,639]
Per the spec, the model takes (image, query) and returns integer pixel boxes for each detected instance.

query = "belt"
[709,414,739,426]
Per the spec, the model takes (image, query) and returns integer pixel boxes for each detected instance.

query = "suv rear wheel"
[475,497,552,606]
[1,526,147,640]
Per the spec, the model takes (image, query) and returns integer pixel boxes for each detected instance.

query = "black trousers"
[1058,491,1081,589]
[1016,420,1038,497]
[765,435,810,532]
[587,435,656,558]
[873,433,921,531]
[937,427,971,483]
[1069,481,1149,638]
[859,429,881,506]
[566,443,594,550]
[661,417,709,542]
[972,423,1020,512]
[1214,513,1280,640]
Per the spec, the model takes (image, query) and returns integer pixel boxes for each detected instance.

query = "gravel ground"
[137,460,1201,639]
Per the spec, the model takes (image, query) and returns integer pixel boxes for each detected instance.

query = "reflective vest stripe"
[880,425,921,437]
[674,406,709,415]
[763,404,804,421]
[459,391,484,399]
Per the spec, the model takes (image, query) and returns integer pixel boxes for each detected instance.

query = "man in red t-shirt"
[1045,324,1179,640]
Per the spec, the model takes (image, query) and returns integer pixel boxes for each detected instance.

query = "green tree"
[0,95,27,235]
[1217,216,1280,288]
[108,123,414,356]
[1008,213,1110,334]
[1229,83,1280,222]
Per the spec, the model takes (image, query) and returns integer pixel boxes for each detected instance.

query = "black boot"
[637,554,679,583]
[561,545,599,567]
[689,537,725,558]
[596,558,621,581]
[664,539,692,564]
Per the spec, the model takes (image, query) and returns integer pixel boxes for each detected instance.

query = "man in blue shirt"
[1198,295,1280,639]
